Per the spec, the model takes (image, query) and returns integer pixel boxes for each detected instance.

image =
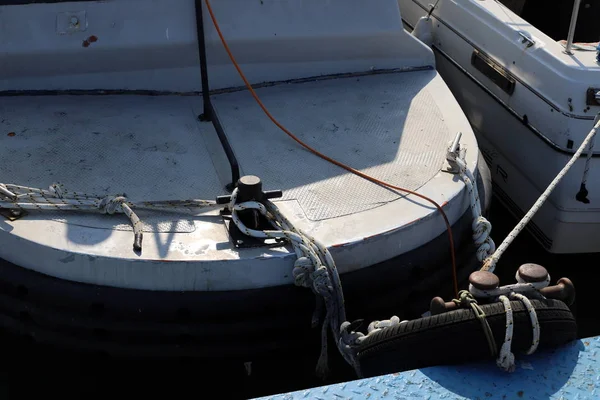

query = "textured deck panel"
[257,337,599,399]
[0,70,452,233]
[0,95,223,233]
[212,70,450,221]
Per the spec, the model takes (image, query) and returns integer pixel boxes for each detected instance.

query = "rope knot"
[452,290,478,308]
[311,266,333,298]
[472,216,496,262]
[292,257,314,288]
[339,320,366,347]
[98,195,128,215]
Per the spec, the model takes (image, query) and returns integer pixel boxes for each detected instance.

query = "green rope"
[453,290,498,357]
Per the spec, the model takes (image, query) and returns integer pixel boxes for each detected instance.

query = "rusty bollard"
[469,270,500,292]
[430,271,501,315]
[517,263,549,283]
[517,263,576,305]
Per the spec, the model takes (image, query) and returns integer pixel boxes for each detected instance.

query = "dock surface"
[256,336,600,399]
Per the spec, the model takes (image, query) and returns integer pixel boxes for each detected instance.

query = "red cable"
[203,0,459,297]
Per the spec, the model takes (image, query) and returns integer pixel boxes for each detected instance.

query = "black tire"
[357,298,576,378]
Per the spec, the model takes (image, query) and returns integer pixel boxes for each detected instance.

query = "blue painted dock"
[256,336,600,399]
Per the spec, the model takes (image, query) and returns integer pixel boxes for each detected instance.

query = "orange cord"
[203,0,459,297]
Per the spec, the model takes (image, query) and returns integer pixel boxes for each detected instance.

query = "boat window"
[499,0,600,43]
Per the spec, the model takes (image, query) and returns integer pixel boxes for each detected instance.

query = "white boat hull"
[0,0,490,360]
[0,0,484,290]
[399,0,600,253]
[0,69,478,291]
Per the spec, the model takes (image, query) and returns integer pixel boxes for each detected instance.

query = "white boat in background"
[0,0,491,363]
[398,0,600,254]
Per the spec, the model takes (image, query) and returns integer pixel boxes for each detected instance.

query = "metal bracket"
[216,175,286,248]
[0,208,26,221]
[517,31,535,48]
[444,132,467,174]
[586,88,600,106]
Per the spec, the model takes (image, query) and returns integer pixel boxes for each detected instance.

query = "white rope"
[225,189,351,378]
[0,182,222,250]
[581,117,598,187]
[470,269,548,372]
[0,184,16,200]
[511,292,540,355]
[483,114,600,273]
[366,316,408,336]
[496,292,541,372]
[339,315,409,351]
[496,295,516,372]
[576,113,600,204]
[446,135,496,263]
[336,137,493,367]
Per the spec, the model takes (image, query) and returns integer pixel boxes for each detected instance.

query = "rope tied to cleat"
[482,114,600,273]
[445,132,496,263]
[224,186,352,378]
[467,266,550,372]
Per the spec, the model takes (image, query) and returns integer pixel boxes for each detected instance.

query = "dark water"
[0,200,597,399]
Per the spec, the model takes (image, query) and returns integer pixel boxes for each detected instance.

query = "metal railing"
[564,0,582,55]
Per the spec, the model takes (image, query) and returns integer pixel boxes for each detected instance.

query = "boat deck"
[212,71,450,221]
[1,94,221,234]
[1,70,450,223]
[0,69,477,290]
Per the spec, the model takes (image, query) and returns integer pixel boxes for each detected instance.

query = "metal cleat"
[216,175,285,248]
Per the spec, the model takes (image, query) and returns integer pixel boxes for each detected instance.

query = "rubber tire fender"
[357,298,576,378]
